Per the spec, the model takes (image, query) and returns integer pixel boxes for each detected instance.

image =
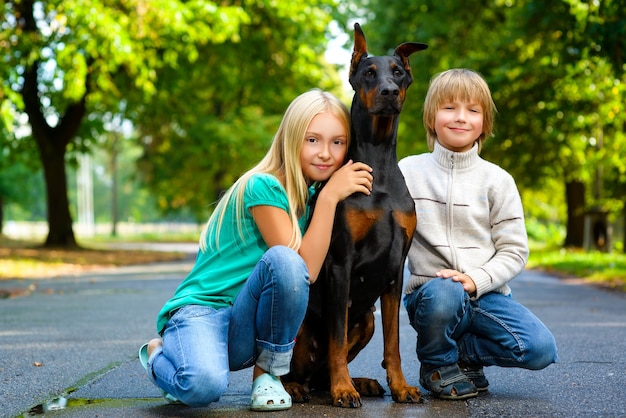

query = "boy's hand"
[436,269,477,294]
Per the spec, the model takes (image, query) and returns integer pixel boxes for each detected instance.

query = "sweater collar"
[432,140,479,170]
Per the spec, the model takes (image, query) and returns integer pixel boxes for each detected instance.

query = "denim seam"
[474,306,526,364]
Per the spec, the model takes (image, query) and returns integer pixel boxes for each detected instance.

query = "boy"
[399,69,557,400]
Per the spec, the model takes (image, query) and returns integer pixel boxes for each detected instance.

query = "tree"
[1,0,249,247]
[1,1,347,245]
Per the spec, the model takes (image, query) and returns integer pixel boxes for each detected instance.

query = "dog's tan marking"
[345,208,383,242]
[393,210,417,242]
[362,82,378,109]
[372,115,394,142]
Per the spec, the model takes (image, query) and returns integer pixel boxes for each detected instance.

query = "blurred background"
[1,1,624,268]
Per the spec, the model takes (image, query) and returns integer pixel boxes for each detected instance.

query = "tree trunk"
[18,0,88,248]
[564,180,585,248]
[41,148,77,247]
[22,61,82,248]
[110,137,119,237]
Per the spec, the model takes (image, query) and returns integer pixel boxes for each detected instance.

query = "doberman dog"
[283,23,427,408]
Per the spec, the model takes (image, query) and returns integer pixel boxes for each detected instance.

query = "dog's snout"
[380,84,400,97]
[380,87,400,99]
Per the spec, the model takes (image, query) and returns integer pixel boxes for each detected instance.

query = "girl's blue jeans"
[146,245,310,407]
[404,277,557,371]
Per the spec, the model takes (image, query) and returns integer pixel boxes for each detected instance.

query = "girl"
[399,69,557,400]
[139,89,373,410]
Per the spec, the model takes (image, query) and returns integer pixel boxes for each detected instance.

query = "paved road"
[1,245,625,417]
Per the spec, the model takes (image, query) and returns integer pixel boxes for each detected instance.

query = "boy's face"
[434,98,484,152]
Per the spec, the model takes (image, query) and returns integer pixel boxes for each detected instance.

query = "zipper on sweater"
[447,153,458,270]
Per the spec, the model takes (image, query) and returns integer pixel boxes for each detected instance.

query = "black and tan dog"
[284,23,428,408]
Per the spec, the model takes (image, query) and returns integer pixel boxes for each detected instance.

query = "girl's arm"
[251,161,372,283]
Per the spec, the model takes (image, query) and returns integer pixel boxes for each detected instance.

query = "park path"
[1,244,625,417]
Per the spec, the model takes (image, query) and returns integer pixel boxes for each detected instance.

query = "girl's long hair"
[199,89,350,252]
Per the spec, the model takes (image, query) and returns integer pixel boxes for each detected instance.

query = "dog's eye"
[393,69,404,77]
[365,69,376,78]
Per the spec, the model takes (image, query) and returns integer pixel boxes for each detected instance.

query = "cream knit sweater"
[399,141,529,299]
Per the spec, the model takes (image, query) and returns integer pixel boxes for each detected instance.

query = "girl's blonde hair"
[423,68,496,152]
[199,89,350,252]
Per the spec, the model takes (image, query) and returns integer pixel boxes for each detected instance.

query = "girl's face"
[434,98,484,152]
[300,111,347,183]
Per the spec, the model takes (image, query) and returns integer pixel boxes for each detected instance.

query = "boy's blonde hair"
[423,68,496,152]
[200,89,350,252]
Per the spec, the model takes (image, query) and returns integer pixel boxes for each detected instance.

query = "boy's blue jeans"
[404,277,557,371]
[146,245,310,407]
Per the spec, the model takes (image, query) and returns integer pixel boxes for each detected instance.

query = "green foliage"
[131,0,347,218]
[0,163,46,218]
[138,106,283,220]
[354,0,626,241]
[4,0,625,246]
[526,217,566,248]
[0,0,347,230]
[0,113,41,213]
[0,0,257,245]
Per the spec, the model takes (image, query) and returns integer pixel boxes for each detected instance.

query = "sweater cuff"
[466,268,492,299]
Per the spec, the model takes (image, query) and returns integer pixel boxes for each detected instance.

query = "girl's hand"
[300,160,372,283]
[320,160,373,204]
[436,269,477,294]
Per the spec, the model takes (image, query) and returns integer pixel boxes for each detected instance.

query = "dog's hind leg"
[348,308,386,397]
[283,318,325,403]
[347,306,376,362]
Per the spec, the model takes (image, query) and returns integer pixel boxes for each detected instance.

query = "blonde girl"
[140,89,373,411]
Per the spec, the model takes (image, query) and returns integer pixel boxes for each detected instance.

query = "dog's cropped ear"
[349,23,368,81]
[394,42,428,78]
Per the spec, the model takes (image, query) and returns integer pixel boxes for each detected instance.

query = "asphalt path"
[1,244,625,417]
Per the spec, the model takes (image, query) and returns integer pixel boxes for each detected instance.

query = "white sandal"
[250,373,292,411]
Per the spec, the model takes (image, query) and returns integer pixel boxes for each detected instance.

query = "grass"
[1,234,625,293]
[527,246,626,292]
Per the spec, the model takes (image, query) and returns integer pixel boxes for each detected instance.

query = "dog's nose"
[380,83,400,97]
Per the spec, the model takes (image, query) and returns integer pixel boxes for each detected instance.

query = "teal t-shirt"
[156,173,312,334]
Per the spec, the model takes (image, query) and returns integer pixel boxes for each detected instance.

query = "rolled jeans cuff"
[255,340,294,376]
[146,346,163,385]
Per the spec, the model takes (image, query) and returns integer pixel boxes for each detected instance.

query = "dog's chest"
[345,160,414,214]
[335,168,414,249]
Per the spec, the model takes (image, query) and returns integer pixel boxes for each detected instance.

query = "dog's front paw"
[332,387,362,408]
[283,381,311,403]
[390,384,422,403]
